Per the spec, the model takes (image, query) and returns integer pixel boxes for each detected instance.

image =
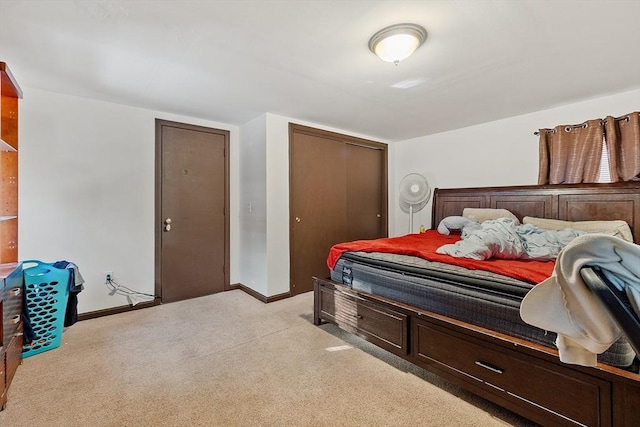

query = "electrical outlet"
[105,271,113,283]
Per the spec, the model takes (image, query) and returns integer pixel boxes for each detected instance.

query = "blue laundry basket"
[22,260,70,358]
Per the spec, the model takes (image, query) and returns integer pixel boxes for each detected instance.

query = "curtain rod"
[533,115,631,136]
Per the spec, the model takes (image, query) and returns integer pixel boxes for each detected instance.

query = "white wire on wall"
[106,276,155,306]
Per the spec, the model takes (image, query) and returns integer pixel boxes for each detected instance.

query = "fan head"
[399,173,430,213]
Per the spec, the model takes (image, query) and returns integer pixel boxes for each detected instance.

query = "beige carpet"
[0,290,537,426]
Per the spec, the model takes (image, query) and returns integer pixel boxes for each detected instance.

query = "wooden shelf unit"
[0,61,23,411]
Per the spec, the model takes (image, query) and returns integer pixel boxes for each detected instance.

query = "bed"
[313,182,640,427]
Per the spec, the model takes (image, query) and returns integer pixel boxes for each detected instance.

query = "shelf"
[0,62,23,98]
[0,139,17,152]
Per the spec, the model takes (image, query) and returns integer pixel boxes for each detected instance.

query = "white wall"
[19,87,240,313]
[238,113,389,298]
[264,113,290,296]
[392,89,640,236]
[19,88,386,309]
[238,115,268,295]
[22,85,631,307]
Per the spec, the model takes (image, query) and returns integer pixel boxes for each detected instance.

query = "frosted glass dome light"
[368,23,427,65]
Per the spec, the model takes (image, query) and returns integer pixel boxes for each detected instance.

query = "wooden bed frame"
[314,182,640,427]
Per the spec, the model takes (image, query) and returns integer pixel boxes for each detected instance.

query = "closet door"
[289,124,387,295]
[290,130,347,296]
[346,143,386,241]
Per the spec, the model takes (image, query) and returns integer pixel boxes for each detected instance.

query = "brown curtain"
[604,111,640,182]
[537,118,604,184]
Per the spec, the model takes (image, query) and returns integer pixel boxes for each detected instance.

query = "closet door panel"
[290,131,347,295]
[346,143,385,241]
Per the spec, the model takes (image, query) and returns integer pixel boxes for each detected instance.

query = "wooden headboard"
[432,182,640,243]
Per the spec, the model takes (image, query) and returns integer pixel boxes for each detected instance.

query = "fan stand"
[409,205,413,234]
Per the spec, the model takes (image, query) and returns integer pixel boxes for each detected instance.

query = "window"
[597,140,611,183]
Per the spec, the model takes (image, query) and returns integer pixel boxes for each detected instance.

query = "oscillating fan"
[399,173,431,233]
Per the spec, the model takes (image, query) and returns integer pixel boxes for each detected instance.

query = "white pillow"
[522,217,634,242]
[462,208,520,225]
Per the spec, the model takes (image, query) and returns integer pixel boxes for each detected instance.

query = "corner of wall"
[237,115,269,296]
[265,114,291,296]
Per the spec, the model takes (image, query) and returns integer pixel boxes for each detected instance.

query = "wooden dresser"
[1,264,23,410]
[0,61,23,410]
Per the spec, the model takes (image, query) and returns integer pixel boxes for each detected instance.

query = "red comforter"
[327,230,554,284]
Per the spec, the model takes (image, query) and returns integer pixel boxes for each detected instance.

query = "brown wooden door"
[290,131,347,295]
[289,124,387,295]
[346,143,385,241]
[155,119,229,303]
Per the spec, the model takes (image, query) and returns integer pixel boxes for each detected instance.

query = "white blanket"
[436,218,583,261]
[520,234,640,366]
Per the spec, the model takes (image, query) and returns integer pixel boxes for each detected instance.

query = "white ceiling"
[1,0,639,142]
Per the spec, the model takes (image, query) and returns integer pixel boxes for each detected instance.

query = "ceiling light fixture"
[368,23,427,65]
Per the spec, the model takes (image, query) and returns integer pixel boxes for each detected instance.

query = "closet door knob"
[295,217,301,223]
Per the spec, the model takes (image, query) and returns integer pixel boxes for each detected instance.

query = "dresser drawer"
[6,324,23,386]
[0,348,5,390]
[316,280,408,356]
[0,348,6,410]
[2,283,22,340]
[413,319,611,426]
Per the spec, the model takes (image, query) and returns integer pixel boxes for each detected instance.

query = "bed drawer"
[413,319,611,427]
[316,280,408,356]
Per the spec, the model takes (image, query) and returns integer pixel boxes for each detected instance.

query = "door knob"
[376,214,381,218]
[295,217,301,223]
[164,218,172,232]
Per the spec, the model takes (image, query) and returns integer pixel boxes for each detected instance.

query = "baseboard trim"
[266,290,292,303]
[229,283,291,303]
[79,284,292,320]
[78,298,160,321]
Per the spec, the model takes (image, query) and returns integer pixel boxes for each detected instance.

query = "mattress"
[331,251,636,368]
